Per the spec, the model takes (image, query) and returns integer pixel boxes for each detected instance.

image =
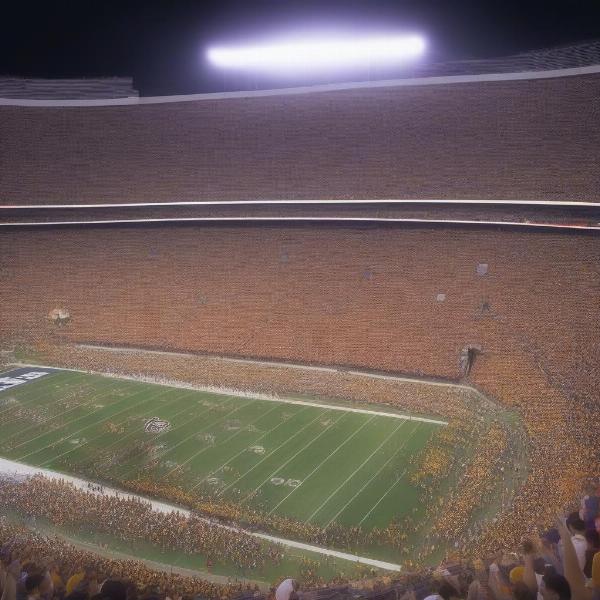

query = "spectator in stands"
[274,579,298,600]
[1,558,20,600]
[1,470,600,600]
[580,486,599,533]
[539,530,563,574]
[24,573,46,600]
[539,570,571,600]
[97,579,127,600]
[560,514,587,572]
[583,531,600,580]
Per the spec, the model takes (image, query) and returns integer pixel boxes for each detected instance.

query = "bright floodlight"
[207,34,426,72]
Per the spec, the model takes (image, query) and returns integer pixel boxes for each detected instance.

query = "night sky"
[1,0,599,95]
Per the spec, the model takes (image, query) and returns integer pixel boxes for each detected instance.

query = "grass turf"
[0,368,440,532]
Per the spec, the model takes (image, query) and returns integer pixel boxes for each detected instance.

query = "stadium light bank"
[206,34,426,71]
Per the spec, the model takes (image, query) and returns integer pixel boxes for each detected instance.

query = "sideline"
[75,343,480,396]
[9,361,448,426]
[0,458,403,572]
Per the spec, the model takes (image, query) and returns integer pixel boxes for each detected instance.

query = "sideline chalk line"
[9,362,448,426]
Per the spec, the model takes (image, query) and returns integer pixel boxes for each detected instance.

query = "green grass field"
[0,367,443,532]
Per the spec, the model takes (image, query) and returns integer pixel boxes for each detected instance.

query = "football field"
[0,366,443,531]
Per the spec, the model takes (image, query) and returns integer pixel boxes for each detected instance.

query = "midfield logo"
[144,417,171,433]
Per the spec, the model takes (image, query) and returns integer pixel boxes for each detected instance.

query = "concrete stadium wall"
[1,225,598,388]
[2,73,600,205]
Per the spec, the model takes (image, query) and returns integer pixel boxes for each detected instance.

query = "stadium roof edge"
[2,199,599,210]
[1,63,599,107]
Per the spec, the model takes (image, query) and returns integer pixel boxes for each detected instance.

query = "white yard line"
[307,421,406,522]
[10,363,448,425]
[3,378,126,444]
[0,371,81,420]
[39,389,195,468]
[160,398,260,479]
[358,469,408,526]
[169,406,278,474]
[268,416,376,515]
[220,408,332,498]
[188,405,312,492]
[8,380,142,441]
[1,373,97,426]
[17,386,173,461]
[236,411,346,502]
[326,423,421,528]
[0,457,402,572]
[118,398,236,480]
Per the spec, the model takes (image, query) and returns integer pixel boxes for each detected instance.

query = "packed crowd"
[0,519,254,600]
[120,475,370,551]
[0,477,283,572]
[0,486,598,600]
[429,423,510,544]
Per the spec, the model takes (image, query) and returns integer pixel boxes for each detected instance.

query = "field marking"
[161,401,283,479]
[116,399,229,480]
[325,422,421,528]
[17,384,170,462]
[358,469,408,526]
[114,394,219,477]
[39,389,196,468]
[268,415,376,515]
[232,411,346,502]
[3,364,442,537]
[10,363,448,425]
[0,371,86,420]
[8,378,148,448]
[0,457,402,572]
[16,385,173,462]
[0,370,64,415]
[119,397,257,480]
[157,399,258,477]
[188,405,312,492]
[118,400,250,479]
[0,378,74,425]
[307,420,407,522]
[219,408,333,498]
[217,411,332,500]
[2,378,126,444]
[0,374,96,427]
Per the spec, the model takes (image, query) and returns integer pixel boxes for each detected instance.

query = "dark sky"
[1,0,599,95]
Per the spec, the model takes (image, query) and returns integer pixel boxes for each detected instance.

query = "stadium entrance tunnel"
[459,344,482,377]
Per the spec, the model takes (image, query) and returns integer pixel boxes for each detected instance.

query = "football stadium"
[0,33,599,600]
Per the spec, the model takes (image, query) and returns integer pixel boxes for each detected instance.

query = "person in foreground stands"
[584,531,600,580]
[559,514,589,573]
[581,485,599,533]
[274,579,299,600]
[1,559,20,600]
[522,516,596,600]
